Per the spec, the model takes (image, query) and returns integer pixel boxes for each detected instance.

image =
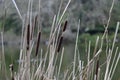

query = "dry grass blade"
[57,47,64,78]
[11,0,23,20]
[108,47,118,79]
[31,15,38,40]
[110,52,120,80]
[73,20,80,80]
[111,22,119,54]
[0,32,7,79]
[101,0,115,50]
[106,0,115,28]
[57,0,71,26]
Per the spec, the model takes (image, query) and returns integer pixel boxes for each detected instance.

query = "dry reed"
[0,0,120,80]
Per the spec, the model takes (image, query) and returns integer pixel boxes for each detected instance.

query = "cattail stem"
[31,15,38,40]
[35,31,41,56]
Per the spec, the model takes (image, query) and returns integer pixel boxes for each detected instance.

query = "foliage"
[0,13,21,35]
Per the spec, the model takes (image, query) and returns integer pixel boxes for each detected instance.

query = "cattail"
[62,20,68,32]
[35,31,41,56]
[27,24,30,50]
[57,20,68,52]
[57,36,63,52]
[95,60,99,80]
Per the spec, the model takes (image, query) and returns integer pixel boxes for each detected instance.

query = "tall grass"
[0,0,120,80]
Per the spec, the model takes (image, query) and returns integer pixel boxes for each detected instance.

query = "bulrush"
[35,31,41,56]
[62,20,68,32]
[27,24,30,50]
[57,20,68,52]
[57,36,63,52]
[95,60,99,80]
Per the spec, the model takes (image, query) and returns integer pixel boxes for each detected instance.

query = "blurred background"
[0,0,120,79]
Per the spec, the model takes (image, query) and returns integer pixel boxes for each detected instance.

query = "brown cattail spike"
[57,20,68,52]
[35,31,41,56]
[57,36,63,52]
[27,24,30,50]
[95,60,99,80]
[62,20,68,32]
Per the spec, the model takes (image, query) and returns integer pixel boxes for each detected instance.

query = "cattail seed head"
[95,60,99,80]
[27,24,30,50]
[35,31,41,56]
[57,36,63,52]
[62,20,68,32]
[57,20,68,52]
